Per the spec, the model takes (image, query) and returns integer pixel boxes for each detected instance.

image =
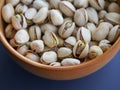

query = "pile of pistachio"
[2,0,120,66]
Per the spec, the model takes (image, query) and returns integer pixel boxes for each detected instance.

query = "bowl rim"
[0,0,120,71]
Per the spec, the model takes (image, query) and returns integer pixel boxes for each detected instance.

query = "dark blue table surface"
[0,43,120,90]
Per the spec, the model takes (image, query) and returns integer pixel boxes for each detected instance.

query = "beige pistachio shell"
[98,10,107,19]
[65,36,77,46]
[108,2,120,13]
[89,46,103,59]
[89,41,98,47]
[21,0,33,5]
[89,0,105,10]
[58,18,75,38]
[29,25,41,41]
[30,40,44,53]
[108,25,120,43]
[40,51,57,64]
[43,31,59,48]
[73,40,89,59]
[5,24,17,39]
[33,7,48,24]
[49,0,61,9]
[49,62,61,67]
[12,14,27,30]
[74,0,88,8]
[61,58,80,66]
[86,23,96,35]
[41,23,58,33]
[86,7,98,24]
[25,53,39,62]
[15,3,28,14]
[6,0,20,6]
[59,1,76,17]
[33,0,49,10]
[74,8,88,26]
[17,45,29,55]
[92,22,111,41]
[50,9,64,26]
[2,3,15,23]
[57,47,72,58]
[9,39,21,47]
[77,27,91,43]
[105,12,120,25]
[14,29,29,44]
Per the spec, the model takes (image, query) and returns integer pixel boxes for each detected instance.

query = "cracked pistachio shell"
[99,39,111,52]
[108,2,120,13]
[43,31,59,48]
[74,8,88,26]
[40,51,57,64]
[15,3,28,14]
[58,18,75,38]
[89,46,103,59]
[59,1,76,17]
[57,47,72,58]
[12,14,27,30]
[21,0,33,5]
[74,0,88,8]
[61,58,80,66]
[6,0,20,6]
[30,40,44,53]
[41,23,58,33]
[65,36,77,46]
[49,62,61,67]
[105,12,120,25]
[50,9,64,26]
[77,27,91,43]
[73,40,89,59]
[89,0,105,10]
[29,25,41,41]
[33,0,49,10]
[108,25,120,43]
[92,22,111,41]
[25,8,37,20]
[25,53,39,62]
[49,0,61,9]
[98,10,107,19]
[14,29,29,44]
[86,23,96,35]
[2,3,15,23]
[86,7,99,24]
[17,45,29,55]
[9,39,21,47]
[5,24,17,39]
[33,7,48,24]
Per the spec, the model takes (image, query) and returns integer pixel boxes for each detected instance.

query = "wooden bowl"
[0,0,120,80]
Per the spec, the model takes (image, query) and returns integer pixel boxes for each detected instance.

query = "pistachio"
[57,47,72,59]
[58,18,75,38]
[21,0,33,5]
[89,46,103,59]
[14,29,29,44]
[5,24,17,39]
[74,8,88,26]
[74,0,88,8]
[98,10,107,19]
[43,31,59,48]
[33,7,48,24]
[65,36,77,47]
[2,3,15,23]
[12,14,27,30]
[29,25,41,41]
[6,0,20,6]
[49,0,61,9]
[73,40,89,59]
[40,51,57,64]
[89,41,99,47]
[61,58,80,66]
[49,62,61,67]
[50,9,64,26]
[9,39,21,47]
[108,2,120,13]
[25,53,39,62]
[59,1,76,17]
[86,23,96,35]
[86,7,99,24]
[30,40,44,53]
[17,45,29,55]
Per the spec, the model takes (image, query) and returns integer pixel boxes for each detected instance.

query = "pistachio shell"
[17,45,29,55]
[74,8,88,26]
[98,10,107,19]
[21,0,33,5]
[59,1,76,17]
[33,7,48,24]
[2,3,15,23]
[74,0,88,8]
[108,2,120,13]
[25,53,39,62]
[49,62,61,67]
[61,58,80,66]
[50,9,64,26]
[6,0,20,6]
[65,36,77,46]
[49,0,60,9]
[86,23,96,35]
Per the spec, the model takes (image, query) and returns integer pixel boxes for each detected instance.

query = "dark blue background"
[0,43,120,90]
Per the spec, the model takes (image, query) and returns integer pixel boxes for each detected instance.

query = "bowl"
[0,0,120,80]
